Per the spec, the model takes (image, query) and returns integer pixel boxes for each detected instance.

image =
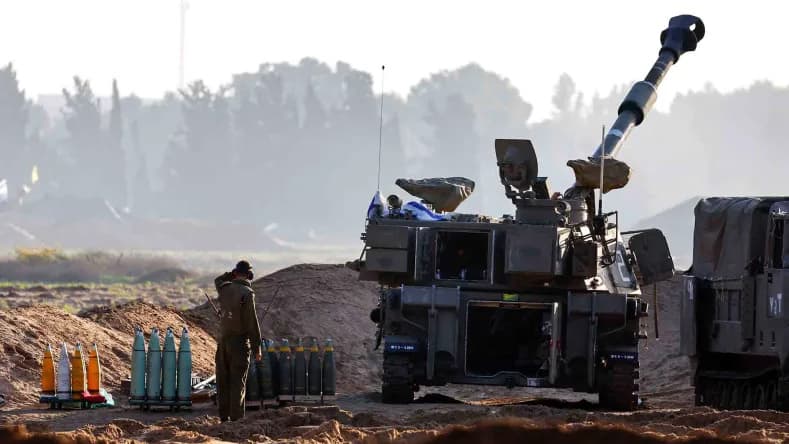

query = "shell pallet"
[129,326,194,411]
[39,342,115,410]
[243,337,337,408]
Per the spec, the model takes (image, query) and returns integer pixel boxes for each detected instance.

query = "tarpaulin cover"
[395,177,475,212]
[692,197,789,278]
[566,158,631,193]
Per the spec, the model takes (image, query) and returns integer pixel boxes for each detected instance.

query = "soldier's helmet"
[234,260,253,273]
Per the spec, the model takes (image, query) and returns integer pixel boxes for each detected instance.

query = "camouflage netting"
[566,158,631,193]
[395,177,475,212]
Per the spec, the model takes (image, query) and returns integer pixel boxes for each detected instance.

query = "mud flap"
[680,275,697,357]
[626,229,674,285]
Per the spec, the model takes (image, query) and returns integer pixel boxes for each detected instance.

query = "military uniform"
[214,271,262,421]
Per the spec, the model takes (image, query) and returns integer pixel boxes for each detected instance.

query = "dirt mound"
[0,306,127,405]
[10,403,789,444]
[0,301,215,406]
[0,263,370,407]
[0,424,112,444]
[0,424,119,444]
[188,263,381,393]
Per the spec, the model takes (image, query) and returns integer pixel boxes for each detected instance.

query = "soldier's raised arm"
[215,271,233,292]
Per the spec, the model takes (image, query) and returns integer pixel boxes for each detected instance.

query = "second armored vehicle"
[682,197,789,410]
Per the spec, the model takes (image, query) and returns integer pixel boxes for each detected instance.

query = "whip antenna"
[376,65,385,191]
[598,124,605,217]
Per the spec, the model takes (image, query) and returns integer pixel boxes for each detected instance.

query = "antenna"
[376,65,385,192]
[179,0,188,90]
[598,124,605,217]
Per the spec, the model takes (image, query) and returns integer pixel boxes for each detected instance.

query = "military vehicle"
[357,15,705,410]
[682,197,789,410]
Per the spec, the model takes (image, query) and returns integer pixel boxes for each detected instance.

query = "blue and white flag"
[0,179,7,205]
[403,201,447,221]
[366,191,389,219]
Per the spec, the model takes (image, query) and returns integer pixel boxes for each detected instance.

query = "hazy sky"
[2,0,787,120]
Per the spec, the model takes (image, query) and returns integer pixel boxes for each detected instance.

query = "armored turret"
[497,15,705,225]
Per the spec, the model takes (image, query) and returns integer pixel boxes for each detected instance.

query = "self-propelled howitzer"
[357,15,704,410]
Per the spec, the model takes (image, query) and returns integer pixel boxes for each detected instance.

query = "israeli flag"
[403,201,447,221]
[367,191,389,219]
[0,179,7,204]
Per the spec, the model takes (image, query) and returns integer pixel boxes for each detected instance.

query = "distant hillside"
[630,196,701,270]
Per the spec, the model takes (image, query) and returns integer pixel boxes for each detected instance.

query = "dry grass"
[14,248,67,263]
[0,249,189,283]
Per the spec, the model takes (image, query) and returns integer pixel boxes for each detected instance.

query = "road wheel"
[741,383,754,410]
[727,381,742,410]
[719,381,732,410]
[702,379,718,407]
[694,382,703,406]
[704,379,721,408]
[754,384,767,409]
[765,381,778,410]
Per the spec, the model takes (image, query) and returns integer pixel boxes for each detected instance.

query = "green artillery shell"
[130,328,146,400]
[161,327,177,401]
[146,328,162,401]
[177,326,192,402]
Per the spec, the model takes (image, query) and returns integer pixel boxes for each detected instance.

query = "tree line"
[1,59,788,242]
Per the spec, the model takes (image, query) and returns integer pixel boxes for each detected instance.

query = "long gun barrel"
[592,15,705,159]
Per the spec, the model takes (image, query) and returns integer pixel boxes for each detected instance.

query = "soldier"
[214,260,262,422]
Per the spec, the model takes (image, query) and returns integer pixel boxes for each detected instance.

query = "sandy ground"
[5,391,789,443]
[1,265,784,443]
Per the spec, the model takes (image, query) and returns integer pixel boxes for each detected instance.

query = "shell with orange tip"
[87,343,102,394]
[41,344,56,395]
[70,343,87,400]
